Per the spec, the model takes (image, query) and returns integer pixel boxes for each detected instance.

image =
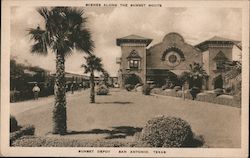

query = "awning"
[147,69,189,77]
[169,70,189,76]
[147,69,176,77]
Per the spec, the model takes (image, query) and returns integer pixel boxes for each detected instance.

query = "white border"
[1,0,249,157]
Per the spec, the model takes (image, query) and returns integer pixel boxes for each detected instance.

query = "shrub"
[138,116,193,147]
[125,84,134,91]
[10,125,35,145]
[149,84,156,89]
[214,88,224,96]
[225,87,232,94]
[10,115,20,132]
[142,84,151,95]
[173,86,182,91]
[135,83,143,89]
[150,88,162,94]
[96,84,109,95]
[161,84,169,90]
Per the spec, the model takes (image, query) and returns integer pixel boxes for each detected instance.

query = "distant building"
[116,32,241,90]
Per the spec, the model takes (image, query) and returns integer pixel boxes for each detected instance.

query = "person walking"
[32,83,40,100]
[70,83,74,94]
[54,84,58,95]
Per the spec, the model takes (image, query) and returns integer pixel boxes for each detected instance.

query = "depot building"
[116,32,241,90]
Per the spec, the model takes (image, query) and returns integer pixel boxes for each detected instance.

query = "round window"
[168,54,177,63]
[165,51,181,67]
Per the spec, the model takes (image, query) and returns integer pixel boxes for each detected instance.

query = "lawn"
[11,88,241,148]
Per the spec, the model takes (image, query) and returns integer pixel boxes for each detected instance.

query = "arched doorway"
[214,75,223,89]
[124,74,142,86]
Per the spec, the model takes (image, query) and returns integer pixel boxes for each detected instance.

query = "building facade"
[116,32,241,90]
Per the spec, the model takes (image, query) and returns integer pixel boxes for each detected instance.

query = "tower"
[196,36,237,90]
[116,35,152,88]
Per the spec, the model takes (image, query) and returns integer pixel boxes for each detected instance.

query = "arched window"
[213,51,228,71]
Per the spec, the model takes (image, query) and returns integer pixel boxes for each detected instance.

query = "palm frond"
[81,64,90,74]
[73,29,94,54]
[37,7,51,21]
[30,42,48,55]
[27,27,48,55]
[65,7,87,28]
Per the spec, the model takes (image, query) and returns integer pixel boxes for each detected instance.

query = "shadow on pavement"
[66,126,142,139]
[95,101,133,105]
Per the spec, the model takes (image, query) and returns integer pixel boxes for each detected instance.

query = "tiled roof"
[119,34,151,40]
[206,36,237,42]
[195,36,240,52]
[116,34,152,46]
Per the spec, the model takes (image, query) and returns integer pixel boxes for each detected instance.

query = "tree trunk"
[90,71,95,103]
[52,52,67,135]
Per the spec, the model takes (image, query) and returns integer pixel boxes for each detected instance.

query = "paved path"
[11,90,84,115]
[10,88,241,148]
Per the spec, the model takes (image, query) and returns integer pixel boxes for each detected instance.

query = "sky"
[10,6,242,76]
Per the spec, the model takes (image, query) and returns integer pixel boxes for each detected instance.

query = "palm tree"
[180,62,208,89]
[188,62,208,89]
[82,55,104,103]
[28,7,94,135]
[101,70,110,87]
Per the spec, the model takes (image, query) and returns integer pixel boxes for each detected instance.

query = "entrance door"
[214,75,223,89]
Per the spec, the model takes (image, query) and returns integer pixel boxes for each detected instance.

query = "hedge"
[12,136,135,147]
[151,88,241,107]
[10,125,35,145]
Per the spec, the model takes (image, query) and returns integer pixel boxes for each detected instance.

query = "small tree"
[101,70,110,87]
[82,55,104,103]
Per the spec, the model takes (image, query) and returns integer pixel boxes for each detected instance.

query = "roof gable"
[127,50,141,59]
[213,51,228,61]
[207,36,236,42]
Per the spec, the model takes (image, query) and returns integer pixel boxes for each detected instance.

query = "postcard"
[1,0,249,157]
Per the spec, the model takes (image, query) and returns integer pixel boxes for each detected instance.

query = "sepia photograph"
[1,0,249,157]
